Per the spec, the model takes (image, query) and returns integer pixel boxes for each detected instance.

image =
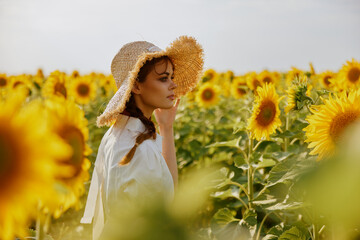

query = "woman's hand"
[154,98,180,129]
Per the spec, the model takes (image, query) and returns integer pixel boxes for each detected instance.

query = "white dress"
[80,115,175,240]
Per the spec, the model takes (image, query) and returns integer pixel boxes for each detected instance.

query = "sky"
[0,0,359,76]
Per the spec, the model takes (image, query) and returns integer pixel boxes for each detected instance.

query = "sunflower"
[246,72,262,91]
[71,70,80,78]
[217,73,231,97]
[230,76,248,99]
[32,68,45,88]
[69,76,97,105]
[42,71,69,99]
[317,71,336,89]
[309,62,316,76]
[285,76,313,113]
[304,90,360,160]
[285,67,304,86]
[224,70,234,82]
[43,98,92,217]
[338,58,360,89]
[195,82,220,108]
[8,75,32,96]
[0,96,71,240]
[201,68,217,83]
[258,70,279,86]
[247,83,282,141]
[100,75,117,97]
[0,74,9,90]
[0,74,9,98]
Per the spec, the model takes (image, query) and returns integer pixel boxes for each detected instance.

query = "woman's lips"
[167,95,175,100]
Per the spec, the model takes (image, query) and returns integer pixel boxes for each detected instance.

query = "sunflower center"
[54,82,67,98]
[255,100,276,127]
[202,89,214,101]
[0,128,18,187]
[323,76,331,86]
[0,77,7,87]
[77,84,90,97]
[329,111,359,143]
[13,81,23,88]
[72,71,79,78]
[263,77,272,83]
[237,85,246,95]
[347,67,360,83]
[253,79,261,89]
[58,125,85,180]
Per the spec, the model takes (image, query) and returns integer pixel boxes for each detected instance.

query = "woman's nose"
[170,80,177,90]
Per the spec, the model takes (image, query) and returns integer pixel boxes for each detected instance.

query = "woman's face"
[132,59,177,118]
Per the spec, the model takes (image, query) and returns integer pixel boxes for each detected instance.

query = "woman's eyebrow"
[160,72,174,76]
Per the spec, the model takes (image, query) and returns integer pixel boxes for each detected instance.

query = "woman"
[80,35,204,240]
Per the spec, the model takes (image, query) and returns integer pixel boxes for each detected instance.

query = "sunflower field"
[1,58,360,240]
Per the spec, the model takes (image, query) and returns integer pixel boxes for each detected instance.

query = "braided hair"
[118,56,174,166]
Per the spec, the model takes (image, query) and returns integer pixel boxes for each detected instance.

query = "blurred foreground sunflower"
[247,83,283,140]
[43,98,92,217]
[0,94,71,240]
[304,89,360,160]
[195,82,220,108]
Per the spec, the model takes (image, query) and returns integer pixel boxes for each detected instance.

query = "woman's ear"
[131,81,141,94]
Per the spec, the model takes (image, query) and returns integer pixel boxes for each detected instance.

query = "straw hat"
[96,35,204,127]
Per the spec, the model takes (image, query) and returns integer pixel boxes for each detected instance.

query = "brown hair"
[118,56,174,166]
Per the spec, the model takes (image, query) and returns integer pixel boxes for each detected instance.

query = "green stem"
[248,136,254,209]
[235,196,249,211]
[237,147,248,163]
[284,113,289,152]
[312,223,319,240]
[305,104,313,114]
[255,212,271,240]
[229,181,250,199]
[252,140,263,153]
[36,215,44,240]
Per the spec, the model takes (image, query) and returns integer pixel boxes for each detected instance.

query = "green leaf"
[256,158,277,169]
[211,208,240,227]
[233,121,247,134]
[207,167,233,189]
[266,202,305,211]
[267,157,297,184]
[234,155,247,168]
[243,209,257,226]
[211,188,240,200]
[271,152,294,162]
[279,226,307,240]
[275,130,297,138]
[262,235,279,240]
[267,224,284,236]
[205,137,242,149]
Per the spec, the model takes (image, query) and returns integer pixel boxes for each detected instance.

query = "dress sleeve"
[80,136,106,224]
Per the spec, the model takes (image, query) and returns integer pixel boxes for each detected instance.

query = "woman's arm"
[158,124,178,188]
[154,98,180,189]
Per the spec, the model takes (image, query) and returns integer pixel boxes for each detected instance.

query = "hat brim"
[96,35,204,127]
